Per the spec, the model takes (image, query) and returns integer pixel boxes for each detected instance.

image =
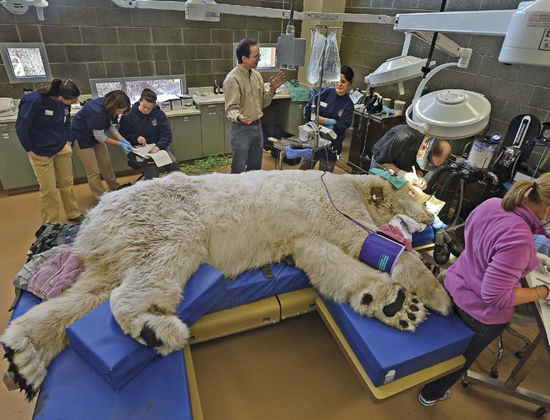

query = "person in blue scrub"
[16,79,83,224]
[71,90,133,200]
[118,88,180,179]
[299,65,355,172]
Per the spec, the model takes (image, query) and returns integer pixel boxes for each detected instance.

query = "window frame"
[0,42,53,84]
[232,43,278,71]
[89,74,187,99]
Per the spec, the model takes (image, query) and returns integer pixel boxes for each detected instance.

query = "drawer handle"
[208,112,216,115]
[184,117,189,121]
[208,105,216,109]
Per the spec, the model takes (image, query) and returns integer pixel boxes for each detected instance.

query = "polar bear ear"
[368,186,385,206]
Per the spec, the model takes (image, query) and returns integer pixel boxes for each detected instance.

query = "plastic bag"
[306,31,326,85]
[322,31,341,83]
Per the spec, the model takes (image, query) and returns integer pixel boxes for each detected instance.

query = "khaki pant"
[74,140,120,200]
[29,142,80,224]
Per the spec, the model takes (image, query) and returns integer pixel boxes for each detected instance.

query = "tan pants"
[74,140,120,200]
[29,142,80,224]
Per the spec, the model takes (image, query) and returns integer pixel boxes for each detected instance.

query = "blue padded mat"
[322,297,473,386]
[11,291,41,320]
[66,263,225,390]
[33,347,192,420]
[207,262,311,314]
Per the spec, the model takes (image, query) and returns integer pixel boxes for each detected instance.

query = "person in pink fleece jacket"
[419,174,550,407]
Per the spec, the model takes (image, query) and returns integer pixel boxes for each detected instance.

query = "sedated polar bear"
[2,170,452,399]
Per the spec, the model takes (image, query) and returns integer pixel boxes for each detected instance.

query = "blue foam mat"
[6,292,192,420]
[66,263,226,390]
[322,297,474,386]
[207,262,311,314]
[33,347,192,420]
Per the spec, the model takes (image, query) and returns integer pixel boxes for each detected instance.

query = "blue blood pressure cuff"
[359,232,406,274]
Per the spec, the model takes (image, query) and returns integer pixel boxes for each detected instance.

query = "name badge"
[45,110,54,116]
[320,101,328,108]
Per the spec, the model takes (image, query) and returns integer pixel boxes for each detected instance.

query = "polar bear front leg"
[110,268,196,357]
[389,251,453,316]
[292,237,426,331]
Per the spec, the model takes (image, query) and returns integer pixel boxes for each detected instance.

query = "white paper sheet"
[525,270,550,343]
[131,144,172,167]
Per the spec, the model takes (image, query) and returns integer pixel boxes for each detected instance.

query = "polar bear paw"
[136,314,190,356]
[1,327,46,400]
[350,282,427,332]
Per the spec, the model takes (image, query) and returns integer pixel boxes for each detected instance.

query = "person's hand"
[149,146,160,154]
[117,138,133,155]
[536,252,550,274]
[137,136,147,146]
[324,118,337,126]
[237,108,254,125]
[269,71,286,93]
[26,151,36,159]
[415,177,427,189]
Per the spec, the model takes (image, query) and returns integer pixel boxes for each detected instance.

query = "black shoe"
[117,183,133,190]
[68,215,85,223]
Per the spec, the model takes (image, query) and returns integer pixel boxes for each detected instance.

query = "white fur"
[1,170,452,398]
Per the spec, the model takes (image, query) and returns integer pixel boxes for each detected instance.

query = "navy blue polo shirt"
[304,88,354,161]
[119,101,172,150]
[15,91,71,156]
[71,97,116,149]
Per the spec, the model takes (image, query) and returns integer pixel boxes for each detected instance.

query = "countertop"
[0,107,202,124]
[192,92,292,106]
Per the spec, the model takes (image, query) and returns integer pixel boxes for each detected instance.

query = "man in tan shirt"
[224,38,285,173]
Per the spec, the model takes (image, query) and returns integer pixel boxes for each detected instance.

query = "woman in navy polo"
[299,65,355,172]
[71,90,133,200]
[119,88,180,179]
[16,78,83,223]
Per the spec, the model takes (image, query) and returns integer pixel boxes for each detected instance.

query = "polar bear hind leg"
[1,266,113,400]
[292,237,427,331]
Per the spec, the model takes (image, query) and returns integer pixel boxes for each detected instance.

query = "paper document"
[131,144,173,167]
[526,270,550,344]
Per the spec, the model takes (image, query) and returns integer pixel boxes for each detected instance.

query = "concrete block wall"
[340,0,550,172]
[0,0,301,98]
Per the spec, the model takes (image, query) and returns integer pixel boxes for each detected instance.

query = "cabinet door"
[170,115,202,161]
[224,118,231,154]
[200,104,225,157]
[0,124,39,189]
[107,143,130,173]
[284,101,307,135]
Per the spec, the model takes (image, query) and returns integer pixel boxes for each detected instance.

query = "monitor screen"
[233,43,278,71]
[7,47,46,78]
[0,43,52,84]
[258,46,277,69]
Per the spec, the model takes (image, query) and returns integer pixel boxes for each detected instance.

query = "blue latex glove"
[324,118,337,126]
[118,138,133,155]
[325,123,334,131]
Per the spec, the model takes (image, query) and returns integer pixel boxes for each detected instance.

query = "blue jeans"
[420,303,508,400]
[230,123,263,174]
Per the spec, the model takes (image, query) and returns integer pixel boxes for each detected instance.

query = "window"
[0,43,52,84]
[232,43,278,71]
[90,75,187,101]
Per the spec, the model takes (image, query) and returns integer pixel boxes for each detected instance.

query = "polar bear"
[2,170,452,400]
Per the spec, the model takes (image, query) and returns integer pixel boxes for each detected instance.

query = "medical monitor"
[232,43,278,71]
[0,43,52,84]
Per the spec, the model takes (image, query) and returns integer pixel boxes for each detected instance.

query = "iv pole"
[309,24,343,148]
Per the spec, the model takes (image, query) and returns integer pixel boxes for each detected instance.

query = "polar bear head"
[352,175,437,227]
